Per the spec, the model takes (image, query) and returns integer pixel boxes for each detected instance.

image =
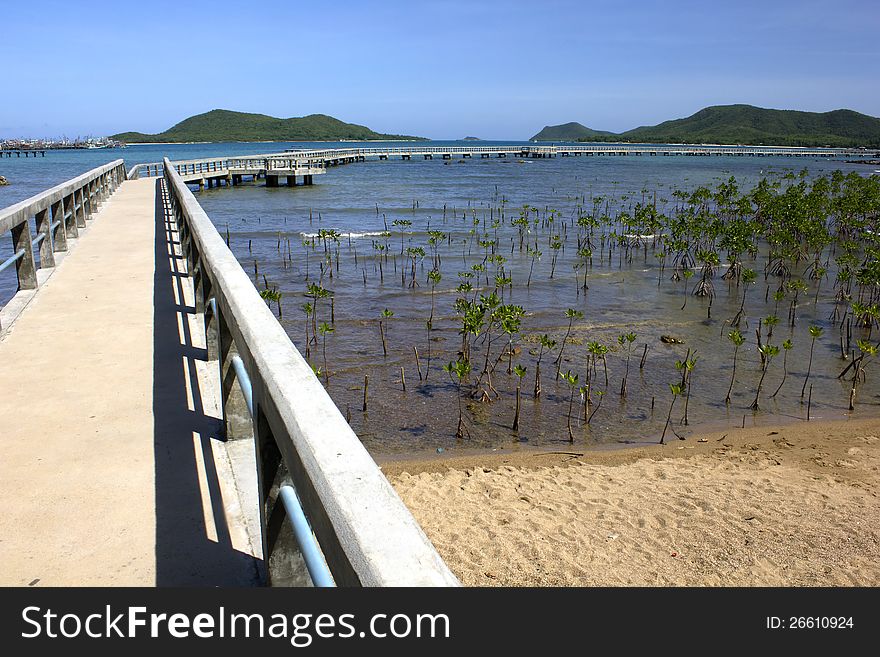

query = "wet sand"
[382,417,880,586]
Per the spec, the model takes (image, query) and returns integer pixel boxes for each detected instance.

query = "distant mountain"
[530,105,880,147]
[112,109,426,143]
[530,122,615,141]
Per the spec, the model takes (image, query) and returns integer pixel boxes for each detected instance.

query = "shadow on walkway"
[151,179,260,585]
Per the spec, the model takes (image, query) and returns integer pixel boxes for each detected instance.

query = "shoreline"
[385,416,880,586]
[376,411,878,475]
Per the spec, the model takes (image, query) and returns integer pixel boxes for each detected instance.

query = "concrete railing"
[162,158,459,587]
[0,159,127,330]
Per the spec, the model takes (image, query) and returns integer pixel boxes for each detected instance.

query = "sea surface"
[2,141,878,453]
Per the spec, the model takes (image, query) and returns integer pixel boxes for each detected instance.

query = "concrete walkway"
[0,178,260,586]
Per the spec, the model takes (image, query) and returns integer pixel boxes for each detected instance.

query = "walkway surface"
[0,178,260,586]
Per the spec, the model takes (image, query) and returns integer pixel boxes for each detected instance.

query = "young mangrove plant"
[318,321,333,386]
[661,382,684,444]
[300,302,313,359]
[379,308,393,357]
[801,325,824,398]
[751,343,779,410]
[675,352,698,425]
[725,329,746,404]
[443,358,472,439]
[512,364,526,431]
[555,308,584,379]
[561,370,580,442]
[617,331,637,397]
[771,339,794,398]
[534,334,556,399]
[848,339,878,410]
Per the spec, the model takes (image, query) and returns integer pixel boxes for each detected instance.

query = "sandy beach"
[383,417,880,586]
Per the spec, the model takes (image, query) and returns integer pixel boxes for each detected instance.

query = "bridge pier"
[266,175,279,187]
[305,175,313,185]
[287,176,297,187]
[402,154,411,160]
[442,154,451,160]
[424,154,432,159]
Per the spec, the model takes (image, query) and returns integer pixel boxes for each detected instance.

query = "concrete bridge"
[0,159,458,587]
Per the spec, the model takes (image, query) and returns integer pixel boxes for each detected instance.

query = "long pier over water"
[131,143,861,192]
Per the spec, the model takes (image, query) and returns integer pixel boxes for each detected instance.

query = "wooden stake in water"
[362,375,369,412]
[414,346,423,380]
[807,384,813,421]
[400,367,406,391]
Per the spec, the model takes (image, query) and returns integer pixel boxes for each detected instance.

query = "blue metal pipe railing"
[209,296,335,587]
[230,355,253,415]
[278,486,336,587]
[0,249,25,274]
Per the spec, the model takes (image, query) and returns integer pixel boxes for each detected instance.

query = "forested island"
[113,109,426,143]
[531,105,880,147]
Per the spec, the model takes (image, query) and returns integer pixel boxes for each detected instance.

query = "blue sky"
[1,0,877,139]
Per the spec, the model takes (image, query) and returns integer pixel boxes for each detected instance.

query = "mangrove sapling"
[730,268,757,328]
[661,383,685,444]
[587,389,605,425]
[379,308,393,357]
[849,340,878,409]
[561,370,580,442]
[300,302,313,359]
[526,246,541,287]
[588,341,610,387]
[801,325,824,398]
[443,359,472,439]
[726,329,746,404]
[318,322,333,386]
[512,365,526,431]
[675,352,698,425]
[305,283,331,344]
[771,339,794,398]
[555,308,584,380]
[259,287,283,319]
[680,269,694,310]
[764,314,780,343]
[618,332,637,397]
[534,334,556,399]
[750,343,779,410]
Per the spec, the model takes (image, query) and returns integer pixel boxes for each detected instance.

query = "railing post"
[85,182,94,219]
[34,208,55,268]
[255,411,312,586]
[51,199,67,252]
[63,193,78,238]
[74,188,86,228]
[11,220,37,290]
[218,313,254,441]
[205,296,219,362]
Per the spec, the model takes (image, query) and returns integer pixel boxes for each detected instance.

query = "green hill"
[113,109,426,143]
[530,105,880,147]
[530,122,615,141]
